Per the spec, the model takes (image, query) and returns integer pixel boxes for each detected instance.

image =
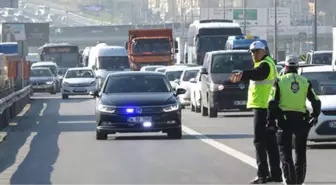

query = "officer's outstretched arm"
[307,81,321,117]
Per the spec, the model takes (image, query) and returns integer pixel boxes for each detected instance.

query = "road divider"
[0,85,32,143]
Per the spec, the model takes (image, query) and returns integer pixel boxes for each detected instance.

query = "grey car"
[30,67,57,94]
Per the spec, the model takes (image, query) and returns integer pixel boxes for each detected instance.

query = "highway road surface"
[0,93,336,184]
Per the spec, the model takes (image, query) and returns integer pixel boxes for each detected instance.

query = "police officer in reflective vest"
[230,41,282,184]
[267,59,321,184]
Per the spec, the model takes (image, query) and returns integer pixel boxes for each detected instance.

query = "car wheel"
[195,105,201,113]
[208,95,218,118]
[62,94,69,99]
[96,130,108,140]
[201,97,208,116]
[191,104,195,112]
[167,127,182,139]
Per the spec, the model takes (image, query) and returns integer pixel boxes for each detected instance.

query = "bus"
[38,43,81,68]
[225,35,271,55]
[187,19,242,65]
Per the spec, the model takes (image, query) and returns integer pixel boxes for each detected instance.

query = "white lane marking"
[58,120,95,124]
[0,132,37,184]
[17,104,31,117]
[39,103,47,116]
[182,125,289,185]
[182,125,257,168]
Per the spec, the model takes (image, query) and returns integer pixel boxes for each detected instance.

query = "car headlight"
[62,82,70,87]
[98,104,116,113]
[163,103,179,112]
[210,83,224,91]
[46,81,53,84]
[90,81,96,85]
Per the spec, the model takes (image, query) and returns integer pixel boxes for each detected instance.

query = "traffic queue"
[24,22,335,185]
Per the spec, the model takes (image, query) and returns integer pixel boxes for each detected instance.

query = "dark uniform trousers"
[253,108,282,179]
[277,111,310,184]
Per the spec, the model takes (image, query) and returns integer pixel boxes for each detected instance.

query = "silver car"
[61,68,97,99]
[30,67,57,94]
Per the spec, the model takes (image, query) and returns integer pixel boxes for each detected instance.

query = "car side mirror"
[200,68,208,75]
[189,78,197,83]
[89,90,99,98]
[92,65,96,70]
[174,79,180,85]
[175,88,186,96]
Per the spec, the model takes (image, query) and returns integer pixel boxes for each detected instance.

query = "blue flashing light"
[126,108,134,113]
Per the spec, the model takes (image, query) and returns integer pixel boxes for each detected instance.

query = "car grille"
[316,121,336,135]
[69,83,90,87]
[114,106,164,114]
[322,110,336,116]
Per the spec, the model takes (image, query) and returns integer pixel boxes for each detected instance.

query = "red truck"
[126,29,177,71]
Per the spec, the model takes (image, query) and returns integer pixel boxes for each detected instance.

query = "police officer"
[230,41,282,184]
[267,59,321,184]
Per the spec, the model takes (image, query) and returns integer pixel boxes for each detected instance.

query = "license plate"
[234,101,246,105]
[73,88,86,92]
[127,117,152,123]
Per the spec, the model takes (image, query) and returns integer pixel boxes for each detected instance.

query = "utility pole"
[314,0,317,51]
[223,0,226,19]
[243,0,247,34]
[274,0,278,61]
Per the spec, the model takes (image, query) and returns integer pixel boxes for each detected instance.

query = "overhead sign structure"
[0,0,19,8]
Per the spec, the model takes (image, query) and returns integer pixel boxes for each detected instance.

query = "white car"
[140,65,165,71]
[190,69,202,112]
[61,68,98,99]
[176,66,201,107]
[164,67,187,90]
[299,65,336,142]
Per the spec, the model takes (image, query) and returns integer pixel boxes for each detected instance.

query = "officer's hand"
[267,120,278,133]
[309,117,318,127]
[230,72,243,83]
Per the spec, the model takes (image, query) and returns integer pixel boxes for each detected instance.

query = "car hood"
[96,69,131,79]
[63,78,95,84]
[30,76,53,82]
[100,92,177,106]
[306,95,336,111]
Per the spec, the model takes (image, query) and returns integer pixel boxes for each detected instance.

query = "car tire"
[167,127,182,139]
[201,99,208,116]
[191,104,195,112]
[195,105,201,113]
[208,95,218,118]
[62,94,69,99]
[96,130,108,140]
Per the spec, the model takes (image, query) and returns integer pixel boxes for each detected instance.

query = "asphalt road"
[0,93,336,184]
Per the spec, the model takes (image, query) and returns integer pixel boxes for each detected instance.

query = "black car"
[91,71,186,140]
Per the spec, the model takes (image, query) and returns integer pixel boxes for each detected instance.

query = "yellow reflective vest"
[247,56,278,109]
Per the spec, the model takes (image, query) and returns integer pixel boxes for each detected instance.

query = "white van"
[88,45,130,89]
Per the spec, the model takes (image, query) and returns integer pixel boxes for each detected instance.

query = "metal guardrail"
[0,85,32,130]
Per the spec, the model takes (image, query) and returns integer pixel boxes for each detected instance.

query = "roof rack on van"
[199,19,233,23]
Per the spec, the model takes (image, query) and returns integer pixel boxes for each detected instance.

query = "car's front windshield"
[65,70,95,78]
[104,75,171,93]
[211,53,253,73]
[182,69,199,81]
[302,71,336,95]
[30,69,52,77]
[33,65,57,76]
[165,70,183,81]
